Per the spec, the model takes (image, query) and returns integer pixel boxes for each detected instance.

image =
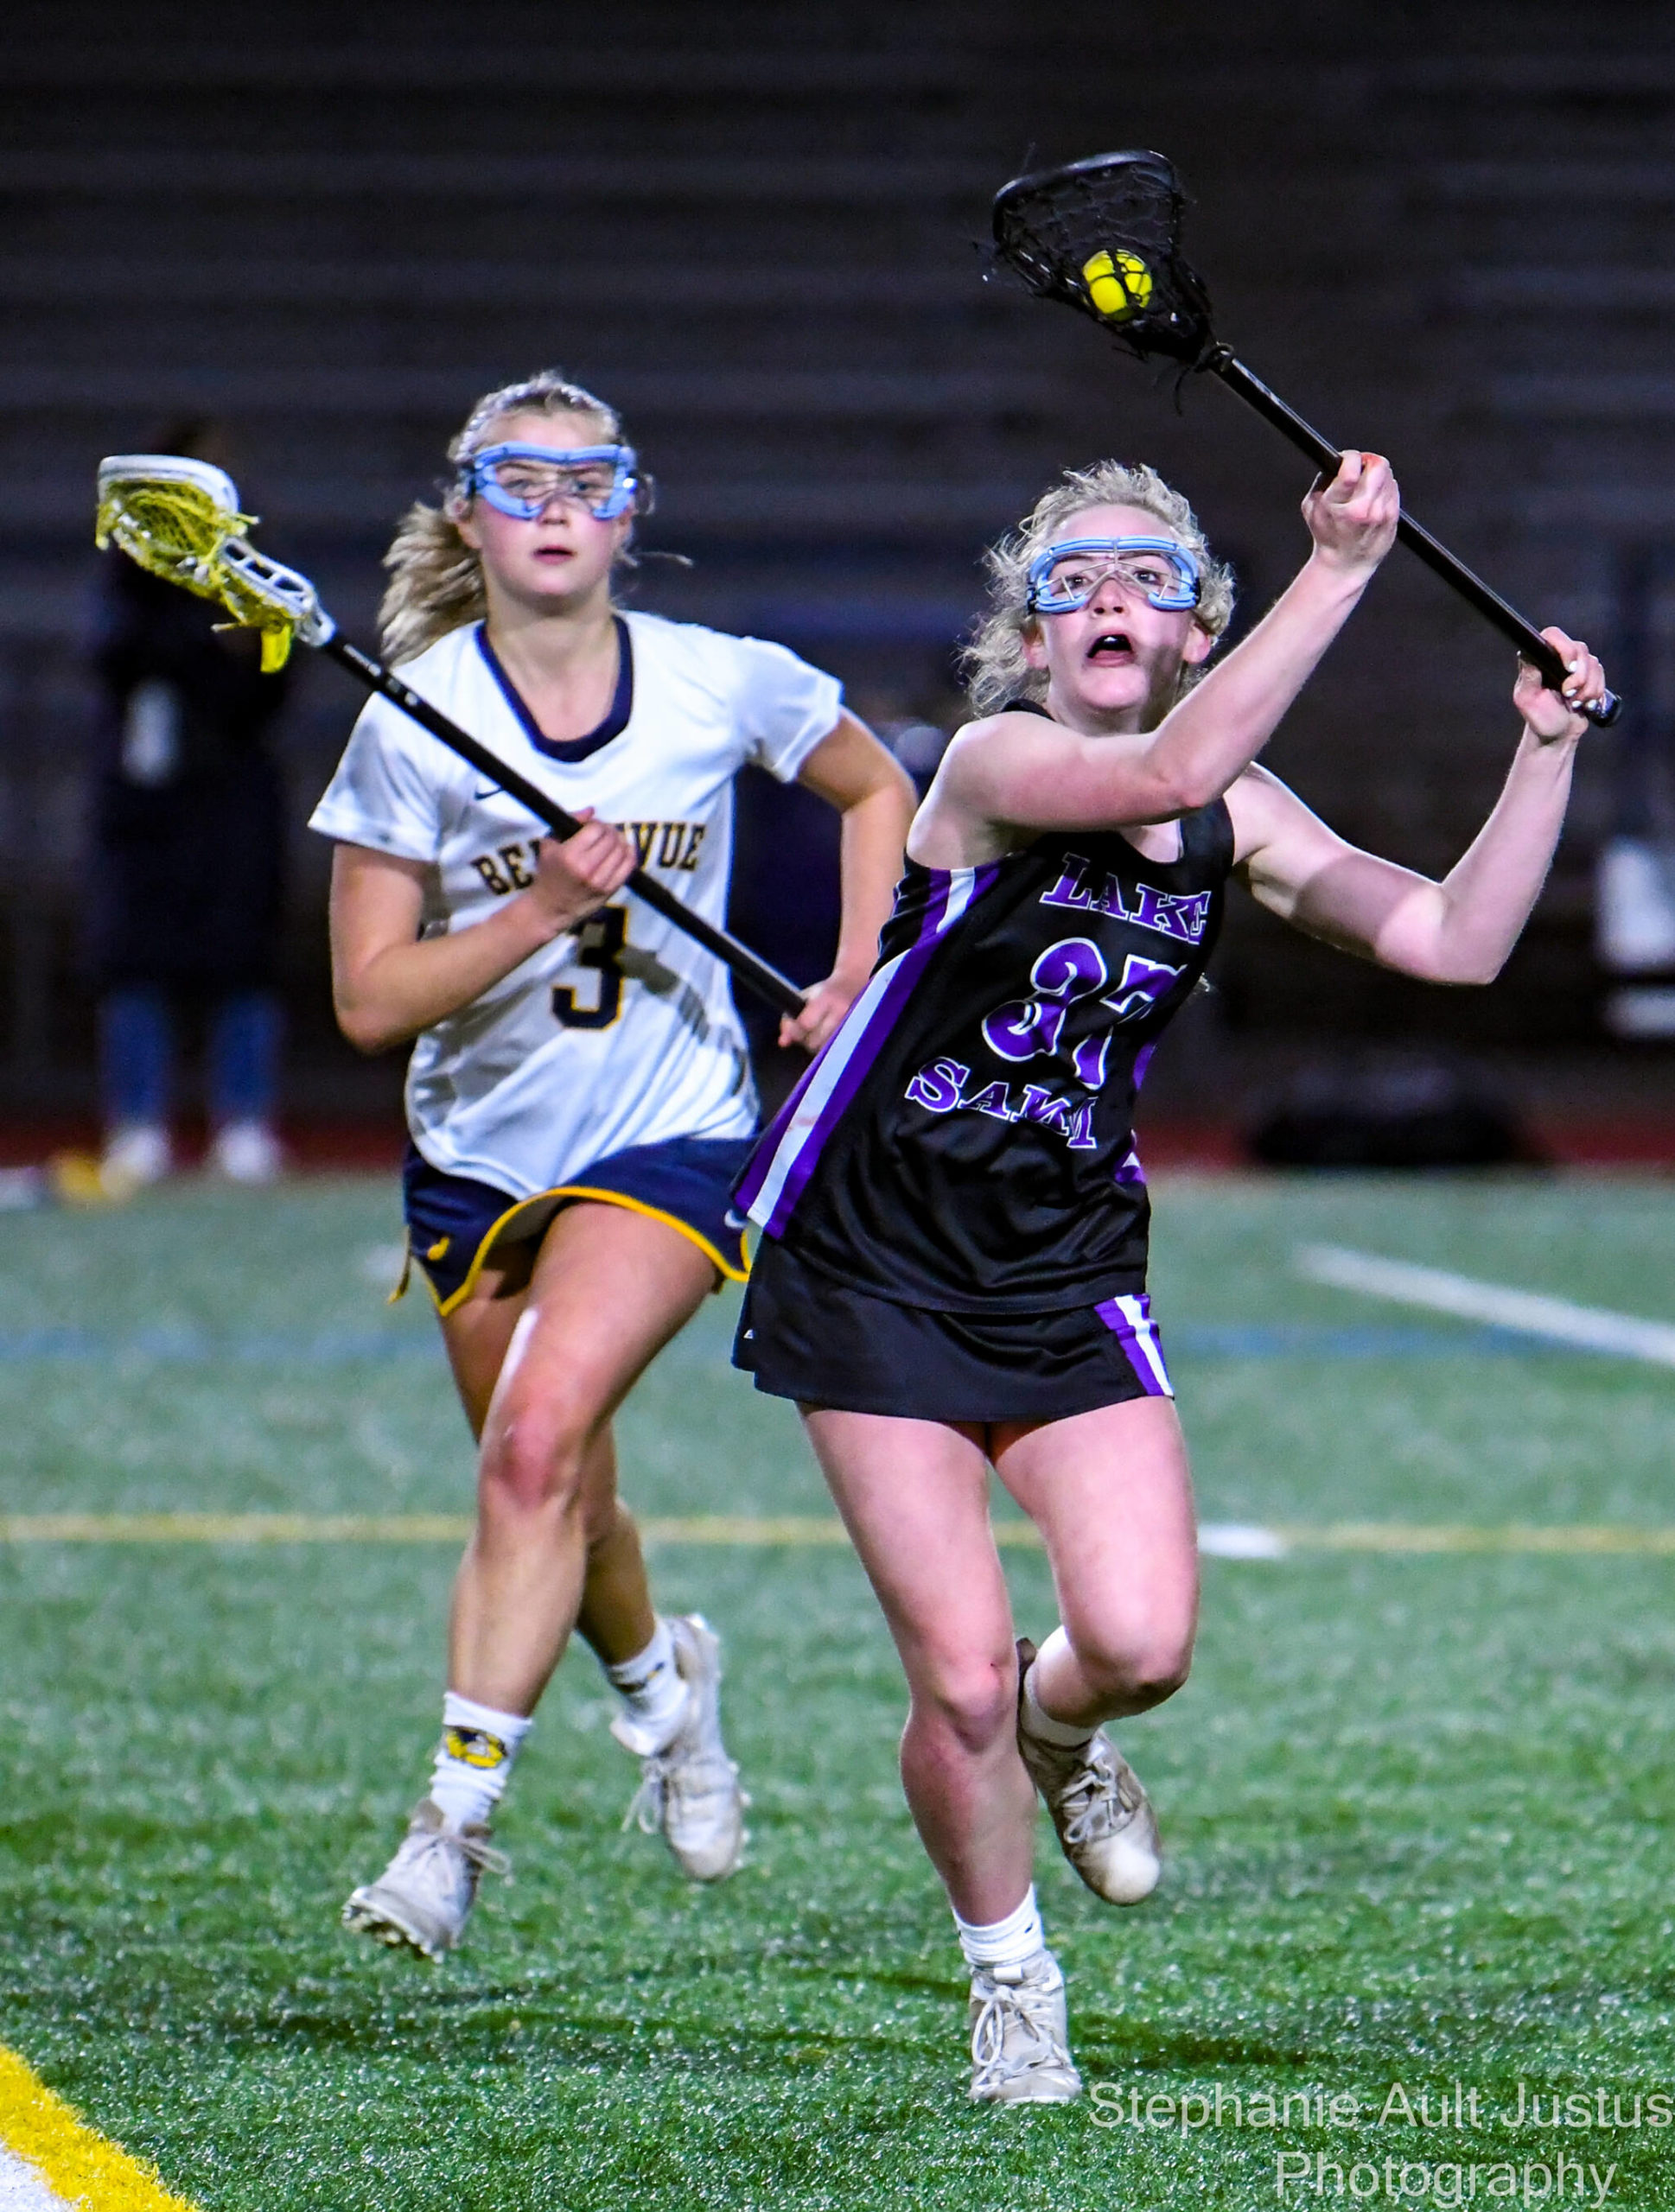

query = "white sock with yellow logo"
[603,1616,688,1752]
[429,1691,532,1830]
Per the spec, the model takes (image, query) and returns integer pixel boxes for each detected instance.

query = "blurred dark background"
[5,0,1675,1162]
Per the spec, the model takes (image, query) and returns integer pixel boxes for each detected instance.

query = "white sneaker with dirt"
[967,1949,1083,2104]
[209,1119,283,1185]
[612,1613,746,1881]
[341,1798,509,1960]
[100,1122,172,1195]
[1016,1637,1162,1905]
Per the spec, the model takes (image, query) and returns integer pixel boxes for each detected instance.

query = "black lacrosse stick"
[991,150,1621,725]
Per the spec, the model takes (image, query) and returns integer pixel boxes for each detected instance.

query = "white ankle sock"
[429,1692,532,1829]
[1022,1636,1097,1750]
[954,1885,1045,1972]
[604,1618,687,1745]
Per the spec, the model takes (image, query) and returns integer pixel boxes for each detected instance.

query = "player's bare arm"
[329,808,636,1054]
[1231,626,1607,983]
[783,711,916,1052]
[913,452,1399,867]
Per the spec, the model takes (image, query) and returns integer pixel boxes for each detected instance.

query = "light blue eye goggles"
[459,441,640,522]
[1025,536,1201,615]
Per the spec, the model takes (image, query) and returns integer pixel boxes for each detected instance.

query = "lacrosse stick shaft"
[322,637,807,1019]
[1208,354,1621,726]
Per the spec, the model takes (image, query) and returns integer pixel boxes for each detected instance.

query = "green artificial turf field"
[0,1173,1672,2208]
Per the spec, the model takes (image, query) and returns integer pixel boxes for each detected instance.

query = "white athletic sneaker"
[613,1613,746,1881]
[341,1798,510,1961]
[209,1118,283,1185]
[99,1122,172,1195]
[1016,1637,1162,1906]
[967,1950,1083,2104]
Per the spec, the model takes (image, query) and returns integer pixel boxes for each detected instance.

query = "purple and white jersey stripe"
[1094,1292,1174,1397]
[738,863,997,1236]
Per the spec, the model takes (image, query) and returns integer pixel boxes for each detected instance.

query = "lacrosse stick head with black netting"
[990,149,1218,366]
[989,150,1622,725]
[95,454,334,670]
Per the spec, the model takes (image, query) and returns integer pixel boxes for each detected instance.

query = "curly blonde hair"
[962,461,1235,719]
[379,371,646,664]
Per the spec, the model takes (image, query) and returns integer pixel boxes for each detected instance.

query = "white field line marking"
[1296,1242,1675,1368]
[1198,1522,1290,1559]
[0,2148,68,2212]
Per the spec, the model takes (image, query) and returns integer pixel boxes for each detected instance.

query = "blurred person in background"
[86,418,290,1190]
[851,686,956,799]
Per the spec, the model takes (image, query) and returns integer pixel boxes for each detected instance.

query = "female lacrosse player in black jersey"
[735,452,1608,2102]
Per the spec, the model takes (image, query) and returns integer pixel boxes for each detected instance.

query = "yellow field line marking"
[1273,1522,1675,1555]
[3,1513,1675,1556]
[644,1515,854,1545]
[0,2045,199,2212]
[0,1513,476,1543]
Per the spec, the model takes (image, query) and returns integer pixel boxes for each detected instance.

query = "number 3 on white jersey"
[552,906,627,1030]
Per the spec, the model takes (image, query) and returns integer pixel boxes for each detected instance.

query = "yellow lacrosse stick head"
[94,455,298,671]
[1081,248,1153,323]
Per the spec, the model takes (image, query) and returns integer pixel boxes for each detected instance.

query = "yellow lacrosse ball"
[1082,249,1151,321]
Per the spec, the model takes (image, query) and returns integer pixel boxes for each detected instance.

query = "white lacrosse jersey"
[308,611,843,1197]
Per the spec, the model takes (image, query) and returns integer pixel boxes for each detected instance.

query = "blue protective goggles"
[460,441,640,522]
[1025,536,1201,615]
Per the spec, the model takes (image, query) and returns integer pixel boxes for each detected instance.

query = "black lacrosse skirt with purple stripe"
[735,1234,1172,1424]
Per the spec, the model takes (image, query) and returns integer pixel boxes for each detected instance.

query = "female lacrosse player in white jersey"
[310,372,914,1958]
[734,453,1608,2100]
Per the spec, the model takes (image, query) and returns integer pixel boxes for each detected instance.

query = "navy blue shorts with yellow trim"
[402,1133,755,1316]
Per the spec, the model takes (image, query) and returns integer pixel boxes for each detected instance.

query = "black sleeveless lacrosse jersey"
[736,794,1234,1315]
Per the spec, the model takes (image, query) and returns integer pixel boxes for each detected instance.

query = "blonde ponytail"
[379,503,489,664]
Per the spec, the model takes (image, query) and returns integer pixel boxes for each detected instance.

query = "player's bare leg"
[803,1409,1035,1920]
[438,1237,659,1667]
[436,1244,532,1435]
[993,1397,1197,1722]
[448,1200,712,1708]
[448,1202,745,1879]
[801,1408,1077,2101]
[344,1205,745,1957]
[991,1398,1196,1904]
[573,1448,659,1668]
